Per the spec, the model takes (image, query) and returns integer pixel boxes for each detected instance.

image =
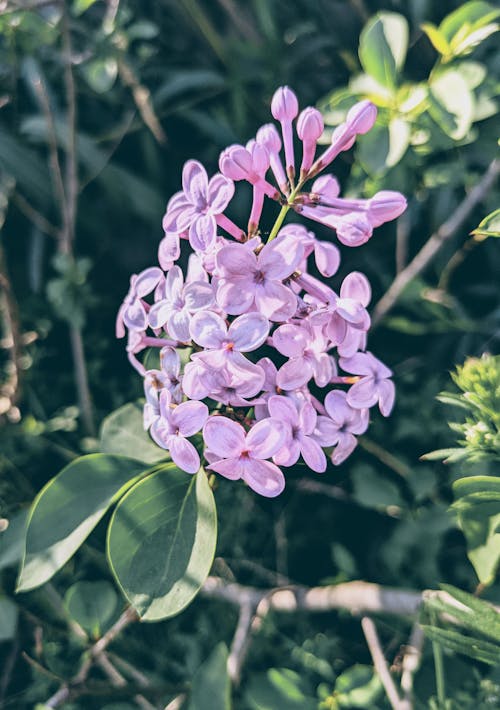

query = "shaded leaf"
[422,625,500,665]
[0,597,18,641]
[17,455,148,592]
[188,643,231,710]
[100,402,168,464]
[335,664,383,706]
[107,467,217,621]
[245,668,316,710]
[64,581,118,637]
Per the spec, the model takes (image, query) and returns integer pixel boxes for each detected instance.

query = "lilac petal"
[182,360,212,400]
[314,241,341,277]
[229,313,270,352]
[184,281,214,311]
[346,378,379,409]
[240,459,285,498]
[324,390,351,424]
[340,271,371,306]
[216,279,255,315]
[378,379,395,416]
[189,310,227,348]
[216,244,256,278]
[182,160,208,208]
[259,235,304,280]
[335,298,369,328]
[337,327,365,358]
[189,214,217,253]
[169,435,201,474]
[203,416,245,458]
[298,401,317,435]
[312,415,340,447]
[160,346,180,377]
[273,438,301,467]
[134,268,164,297]
[299,436,327,473]
[331,432,358,465]
[148,300,171,330]
[339,352,374,377]
[149,421,171,449]
[254,281,297,322]
[167,309,191,342]
[267,395,299,427]
[273,324,308,358]
[172,400,208,436]
[123,299,147,331]
[257,357,278,390]
[349,408,370,435]
[276,357,313,390]
[247,418,286,459]
[207,173,234,213]
[162,203,196,233]
[207,457,243,481]
[186,254,208,283]
[313,353,333,388]
[325,312,347,345]
[158,233,181,270]
[164,265,183,302]
[223,353,265,392]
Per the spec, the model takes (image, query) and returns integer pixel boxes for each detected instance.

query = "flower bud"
[271,85,299,121]
[346,100,377,135]
[246,139,270,176]
[256,123,282,154]
[368,191,407,227]
[219,144,254,181]
[312,174,341,200]
[297,107,324,142]
[335,214,373,247]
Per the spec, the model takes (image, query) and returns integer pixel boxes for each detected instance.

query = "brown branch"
[400,623,425,707]
[227,600,257,684]
[372,158,500,327]
[361,616,409,710]
[12,192,60,239]
[0,236,22,422]
[118,59,166,145]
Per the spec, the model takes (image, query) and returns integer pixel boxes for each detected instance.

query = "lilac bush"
[117,86,406,497]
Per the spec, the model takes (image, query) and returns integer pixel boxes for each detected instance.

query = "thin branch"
[61,3,77,253]
[0,236,22,422]
[361,616,408,710]
[12,191,60,239]
[358,437,412,480]
[227,600,257,684]
[118,59,166,145]
[0,0,60,15]
[401,623,425,707]
[97,654,156,710]
[294,477,349,501]
[372,158,500,327]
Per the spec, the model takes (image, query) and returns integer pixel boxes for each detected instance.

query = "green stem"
[430,611,446,708]
[267,180,305,242]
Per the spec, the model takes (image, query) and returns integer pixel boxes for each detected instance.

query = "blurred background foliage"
[0,0,499,707]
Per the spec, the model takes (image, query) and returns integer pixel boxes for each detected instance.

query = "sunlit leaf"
[100,402,168,464]
[107,467,217,621]
[428,70,474,140]
[17,455,148,592]
[471,209,500,240]
[421,23,451,55]
[359,12,409,89]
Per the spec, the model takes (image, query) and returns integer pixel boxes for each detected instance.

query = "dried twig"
[372,158,500,327]
[227,600,257,684]
[118,59,166,145]
[400,623,425,707]
[361,616,408,710]
[0,237,22,422]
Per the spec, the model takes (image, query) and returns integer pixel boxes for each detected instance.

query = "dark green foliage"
[1,0,500,707]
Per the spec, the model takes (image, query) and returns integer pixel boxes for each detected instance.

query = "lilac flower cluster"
[117,86,406,497]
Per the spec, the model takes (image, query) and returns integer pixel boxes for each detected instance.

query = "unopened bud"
[271,85,299,121]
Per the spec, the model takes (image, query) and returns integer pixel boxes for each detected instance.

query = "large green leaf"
[428,70,474,140]
[359,12,409,90]
[439,1,500,42]
[99,402,168,464]
[107,467,217,621]
[17,455,148,592]
[358,118,410,175]
[188,643,231,710]
[64,581,119,638]
[452,476,500,585]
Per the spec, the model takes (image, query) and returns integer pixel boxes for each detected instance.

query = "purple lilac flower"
[273,322,333,390]
[340,352,395,415]
[203,416,286,497]
[314,390,369,464]
[162,160,235,252]
[150,390,208,473]
[268,395,327,472]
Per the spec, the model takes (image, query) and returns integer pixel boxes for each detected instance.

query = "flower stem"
[267,180,305,242]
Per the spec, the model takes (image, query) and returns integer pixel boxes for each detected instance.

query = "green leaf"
[64,581,118,638]
[439,1,500,43]
[335,664,383,707]
[17,455,148,592]
[0,509,29,571]
[188,643,231,710]
[471,209,500,240]
[453,476,500,585]
[357,118,410,175]
[352,466,404,511]
[359,12,409,89]
[428,70,474,140]
[245,668,316,710]
[428,584,500,642]
[82,58,118,94]
[0,597,18,641]
[73,0,99,15]
[451,23,499,56]
[422,625,500,665]
[107,467,217,621]
[99,402,168,464]
[421,23,451,55]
